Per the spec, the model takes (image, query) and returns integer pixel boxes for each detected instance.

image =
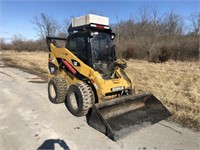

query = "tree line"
[1,6,199,61]
[113,6,199,61]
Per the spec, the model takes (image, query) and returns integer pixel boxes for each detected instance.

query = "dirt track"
[0,61,199,150]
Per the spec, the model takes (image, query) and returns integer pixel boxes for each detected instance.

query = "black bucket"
[86,92,171,141]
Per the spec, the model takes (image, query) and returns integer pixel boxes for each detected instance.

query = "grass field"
[1,50,200,131]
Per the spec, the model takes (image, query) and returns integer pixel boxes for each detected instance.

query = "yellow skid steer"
[46,14,171,141]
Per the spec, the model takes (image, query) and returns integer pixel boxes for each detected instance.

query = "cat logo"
[72,59,80,67]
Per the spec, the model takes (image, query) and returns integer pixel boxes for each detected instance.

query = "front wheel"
[65,82,95,117]
[48,77,68,104]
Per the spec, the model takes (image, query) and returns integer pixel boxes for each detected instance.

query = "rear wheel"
[48,77,68,104]
[65,82,94,117]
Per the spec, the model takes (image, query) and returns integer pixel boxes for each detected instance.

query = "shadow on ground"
[37,139,70,150]
[28,80,47,84]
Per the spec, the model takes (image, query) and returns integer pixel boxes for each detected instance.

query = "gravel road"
[0,61,199,150]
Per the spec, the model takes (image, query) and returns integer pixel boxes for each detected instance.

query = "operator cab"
[66,23,116,79]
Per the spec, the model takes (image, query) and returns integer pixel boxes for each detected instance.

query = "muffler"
[86,92,171,141]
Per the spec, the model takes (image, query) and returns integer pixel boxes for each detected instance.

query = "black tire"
[48,77,68,104]
[65,82,94,117]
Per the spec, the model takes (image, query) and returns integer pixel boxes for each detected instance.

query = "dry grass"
[1,50,200,130]
[127,60,200,130]
[1,50,48,79]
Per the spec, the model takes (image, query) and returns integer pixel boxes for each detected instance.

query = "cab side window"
[67,35,87,63]
[68,38,77,51]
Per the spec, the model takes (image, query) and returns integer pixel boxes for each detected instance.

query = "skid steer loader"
[46,14,171,141]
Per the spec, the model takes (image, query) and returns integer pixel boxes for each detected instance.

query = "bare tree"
[187,12,200,60]
[59,18,71,38]
[115,14,120,44]
[136,5,150,33]
[11,34,24,51]
[163,10,184,38]
[189,12,200,34]
[32,13,59,39]
[151,7,163,36]
[146,7,163,60]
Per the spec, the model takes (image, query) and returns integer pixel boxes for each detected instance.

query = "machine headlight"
[110,33,115,40]
[90,31,94,37]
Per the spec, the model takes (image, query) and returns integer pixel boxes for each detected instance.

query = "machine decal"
[111,86,125,92]
[71,59,80,67]
[62,59,87,81]
[62,59,77,74]
[48,62,58,74]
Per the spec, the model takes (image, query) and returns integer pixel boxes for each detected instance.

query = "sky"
[0,0,199,42]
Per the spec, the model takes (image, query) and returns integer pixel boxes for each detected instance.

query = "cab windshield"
[90,32,116,78]
[91,32,115,61]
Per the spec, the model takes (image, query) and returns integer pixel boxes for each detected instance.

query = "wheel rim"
[49,84,56,99]
[69,92,78,110]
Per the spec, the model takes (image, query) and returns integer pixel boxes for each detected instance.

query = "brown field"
[1,50,200,130]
